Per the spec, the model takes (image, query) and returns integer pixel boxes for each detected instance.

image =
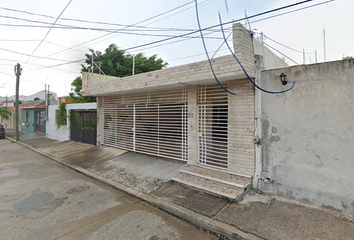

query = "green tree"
[0,107,11,120]
[69,44,168,103]
[68,76,96,103]
[81,43,168,77]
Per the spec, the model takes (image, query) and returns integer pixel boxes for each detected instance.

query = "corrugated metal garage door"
[101,89,188,161]
[198,84,228,169]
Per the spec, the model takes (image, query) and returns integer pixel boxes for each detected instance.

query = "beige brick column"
[227,79,255,176]
[96,96,101,146]
[187,85,198,165]
[233,23,255,76]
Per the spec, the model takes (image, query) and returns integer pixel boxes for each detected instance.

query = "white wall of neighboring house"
[47,105,70,141]
[257,58,354,216]
[253,38,289,70]
[46,102,97,142]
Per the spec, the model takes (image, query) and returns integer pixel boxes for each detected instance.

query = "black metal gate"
[71,111,97,145]
[36,110,46,134]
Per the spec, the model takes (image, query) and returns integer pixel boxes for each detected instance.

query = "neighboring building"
[0,90,57,103]
[47,102,97,143]
[0,100,24,129]
[81,23,288,199]
[57,96,73,105]
[20,101,46,134]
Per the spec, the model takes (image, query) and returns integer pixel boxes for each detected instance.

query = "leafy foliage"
[69,43,168,103]
[0,107,11,120]
[81,43,168,77]
[68,76,96,103]
[55,103,67,129]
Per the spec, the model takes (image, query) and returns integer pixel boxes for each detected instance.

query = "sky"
[0,0,352,98]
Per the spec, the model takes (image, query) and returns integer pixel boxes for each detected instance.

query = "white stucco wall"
[46,105,70,141]
[253,38,289,70]
[257,59,354,216]
[46,102,97,142]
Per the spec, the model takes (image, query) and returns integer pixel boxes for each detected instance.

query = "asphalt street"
[0,138,218,240]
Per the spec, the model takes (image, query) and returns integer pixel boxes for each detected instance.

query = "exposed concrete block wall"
[187,85,198,165]
[233,23,255,76]
[258,59,354,216]
[227,79,255,176]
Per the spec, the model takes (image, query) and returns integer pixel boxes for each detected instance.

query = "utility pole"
[47,85,50,119]
[14,63,22,142]
[261,32,266,69]
[323,28,326,62]
[5,95,7,108]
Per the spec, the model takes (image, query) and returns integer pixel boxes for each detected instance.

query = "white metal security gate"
[101,89,188,161]
[198,84,228,169]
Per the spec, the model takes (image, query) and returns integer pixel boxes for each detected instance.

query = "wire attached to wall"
[194,0,236,95]
[194,0,295,95]
[218,13,295,94]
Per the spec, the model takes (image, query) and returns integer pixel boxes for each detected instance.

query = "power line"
[0,46,74,62]
[0,39,40,41]
[264,42,300,65]
[0,7,207,32]
[264,35,315,54]
[26,0,73,62]
[16,0,331,73]
[248,0,334,26]
[119,0,316,52]
[217,13,296,94]
[42,0,199,58]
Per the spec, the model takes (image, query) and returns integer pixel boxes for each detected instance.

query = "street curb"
[7,136,263,240]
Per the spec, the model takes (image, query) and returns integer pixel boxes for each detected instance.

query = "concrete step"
[173,165,252,199]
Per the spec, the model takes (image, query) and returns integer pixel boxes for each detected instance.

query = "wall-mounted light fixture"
[279,72,287,85]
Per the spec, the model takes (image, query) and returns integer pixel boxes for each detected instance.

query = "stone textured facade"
[83,23,257,179]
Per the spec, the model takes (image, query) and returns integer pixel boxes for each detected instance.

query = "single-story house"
[20,101,46,134]
[81,23,288,199]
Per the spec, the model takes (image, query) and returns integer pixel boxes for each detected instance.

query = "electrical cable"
[263,42,299,65]
[118,0,316,52]
[248,0,334,26]
[194,0,236,95]
[42,0,201,58]
[26,0,73,62]
[0,46,74,62]
[218,13,295,94]
[264,35,314,54]
[12,0,328,74]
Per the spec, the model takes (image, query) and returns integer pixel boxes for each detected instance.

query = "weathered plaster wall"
[258,59,354,216]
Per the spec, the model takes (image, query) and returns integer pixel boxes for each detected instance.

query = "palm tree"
[0,107,11,120]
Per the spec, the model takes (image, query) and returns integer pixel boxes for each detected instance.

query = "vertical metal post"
[157,104,160,155]
[323,28,326,62]
[303,49,305,64]
[261,32,265,69]
[133,103,136,151]
[14,63,21,142]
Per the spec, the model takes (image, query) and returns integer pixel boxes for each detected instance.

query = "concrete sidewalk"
[5,130,354,240]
